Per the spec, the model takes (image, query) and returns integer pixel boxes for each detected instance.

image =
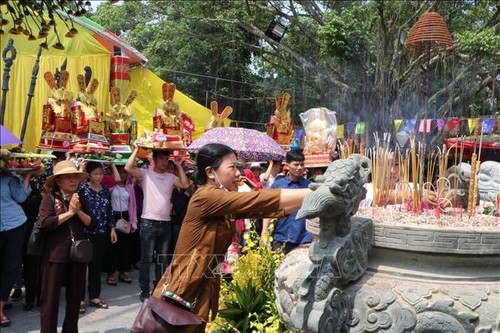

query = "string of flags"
[333,117,498,139]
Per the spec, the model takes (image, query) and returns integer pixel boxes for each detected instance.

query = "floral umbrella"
[187,127,286,161]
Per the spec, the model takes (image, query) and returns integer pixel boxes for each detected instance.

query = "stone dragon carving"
[275,154,373,333]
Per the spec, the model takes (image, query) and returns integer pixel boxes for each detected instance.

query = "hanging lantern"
[404,12,454,54]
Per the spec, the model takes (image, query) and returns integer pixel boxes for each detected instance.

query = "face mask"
[213,171,229,192]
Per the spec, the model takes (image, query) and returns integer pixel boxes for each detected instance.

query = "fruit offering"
[1,147,54,170]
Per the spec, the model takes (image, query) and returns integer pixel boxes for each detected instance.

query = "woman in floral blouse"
[77,161,116,312]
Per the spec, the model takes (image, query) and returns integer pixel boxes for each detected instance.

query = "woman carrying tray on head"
[0,157,37,327]
[151,143,311,332]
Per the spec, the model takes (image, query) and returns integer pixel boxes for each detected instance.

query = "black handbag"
[130,296,202,333]
[26,194,54,257]
[68,222,93,263]
[26,219,44,256]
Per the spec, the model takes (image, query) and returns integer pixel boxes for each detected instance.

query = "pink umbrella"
[187,127,286,161]
[1,125,22,146]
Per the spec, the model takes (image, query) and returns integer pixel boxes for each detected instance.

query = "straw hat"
[45,160,88,188]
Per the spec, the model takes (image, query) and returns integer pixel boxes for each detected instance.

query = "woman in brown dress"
[152,143,310,332]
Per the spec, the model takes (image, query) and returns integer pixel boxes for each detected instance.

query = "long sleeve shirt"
[0,173,31,231]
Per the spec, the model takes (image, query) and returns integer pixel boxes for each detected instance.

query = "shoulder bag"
[26,194,55,256]
[115,211,131,234]
[68,221,93,263]
[64,195,93,263]
[130,296,202,333]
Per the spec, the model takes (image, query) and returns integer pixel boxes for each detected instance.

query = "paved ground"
[3,269,143,333]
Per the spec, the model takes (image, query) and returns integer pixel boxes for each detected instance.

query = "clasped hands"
[68,193,81,215]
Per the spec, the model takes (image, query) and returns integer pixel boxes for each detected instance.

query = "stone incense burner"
[275,155,499,333]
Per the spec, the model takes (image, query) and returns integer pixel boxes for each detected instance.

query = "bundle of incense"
[383,152,395,208]
[470,122,484,216]
[409,132,420,212]
[400,149,410,211]
[467,120,481,218]
[437,144,449,196]
[467,152,477,218]
[371,133,381,206]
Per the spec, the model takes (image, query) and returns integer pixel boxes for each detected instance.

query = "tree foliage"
[91,0,499,131]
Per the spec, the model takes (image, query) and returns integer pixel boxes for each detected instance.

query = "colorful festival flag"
[336,124,345,139]
[394,119,403,132]
[436,119,446,132]
[401,119,417,132]
[447,118,462,131]
[418,119,432,133]
[346,122,355,136]
[355,122,366,135]
[482,118,495,133]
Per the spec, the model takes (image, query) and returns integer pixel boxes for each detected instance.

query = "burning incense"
[409,132,420,212]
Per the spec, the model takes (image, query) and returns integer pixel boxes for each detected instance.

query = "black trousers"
[40,260,86,333]
[0,223,26,301]
[82,233,107,300]
[105,212,132,274]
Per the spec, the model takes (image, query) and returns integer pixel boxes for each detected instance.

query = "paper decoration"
[467,118,480,134]
[418,119,432,133]
[394,119,403,132]
[482,118,495,133]
[401,119,417,133]
[337,124,345,139]
[355,122,366,135]
[396,131,410,148]
[437,119,446,132]
[346,122,355,136]
[447,118,462,131]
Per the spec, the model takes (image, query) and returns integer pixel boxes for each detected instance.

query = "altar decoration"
[205,100,233,131]
[150,82,195,148]
[299,107,337,167]
[266,93,294,149]
[38,69,108,152]
[106,86,137,145]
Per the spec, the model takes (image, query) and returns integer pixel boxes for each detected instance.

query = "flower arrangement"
[208,220,291,333]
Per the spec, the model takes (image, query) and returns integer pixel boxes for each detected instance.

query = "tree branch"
[234,18,352,93]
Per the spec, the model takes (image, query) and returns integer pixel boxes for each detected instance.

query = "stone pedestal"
[276,222,500,332]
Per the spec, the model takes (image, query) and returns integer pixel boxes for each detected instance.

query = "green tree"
[91,0,499,131]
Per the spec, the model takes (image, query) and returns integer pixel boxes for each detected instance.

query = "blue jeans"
[139,218,171,293]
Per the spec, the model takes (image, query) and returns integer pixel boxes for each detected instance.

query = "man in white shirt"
[259,159,283,189]
[125,142,189,301]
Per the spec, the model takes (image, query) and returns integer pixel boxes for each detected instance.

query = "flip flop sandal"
[89,300,109,309]
[79,303,86,314]
[118,274,132,283]
[106,277,117,286]
[1,314,11,327]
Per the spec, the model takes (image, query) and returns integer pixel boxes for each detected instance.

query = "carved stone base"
[275,221,500,333]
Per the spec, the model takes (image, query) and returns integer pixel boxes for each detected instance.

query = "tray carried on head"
[2,166,42,173]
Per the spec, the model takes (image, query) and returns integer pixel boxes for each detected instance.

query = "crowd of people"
[0,143,330,332]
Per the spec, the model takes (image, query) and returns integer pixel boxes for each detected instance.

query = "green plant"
[208,220,289,333]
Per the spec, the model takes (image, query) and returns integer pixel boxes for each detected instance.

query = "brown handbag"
[130,296,203,333]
